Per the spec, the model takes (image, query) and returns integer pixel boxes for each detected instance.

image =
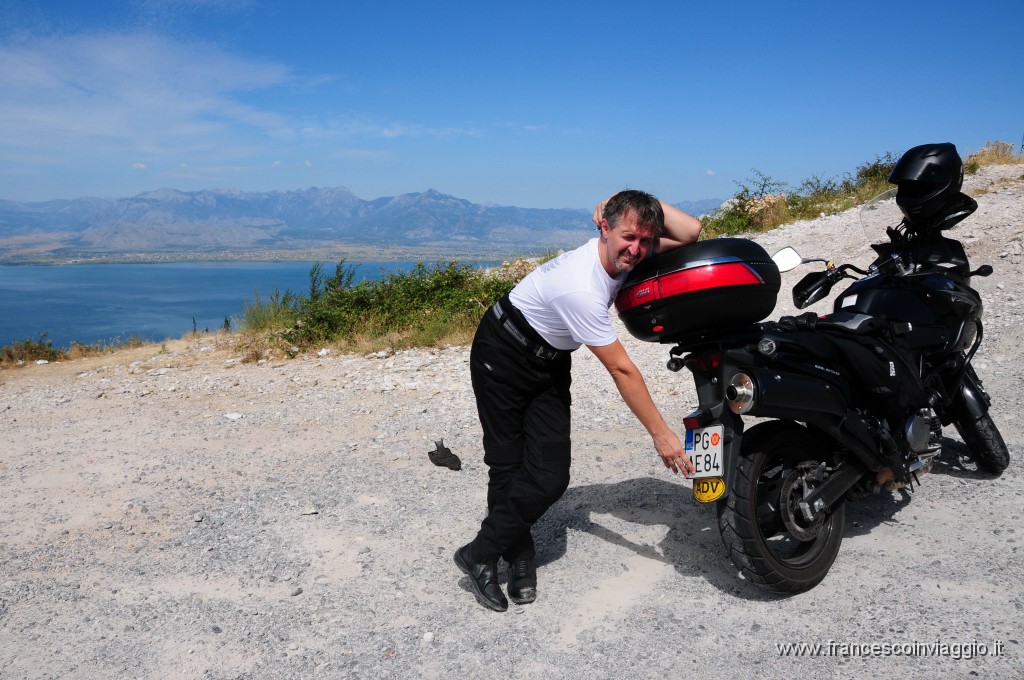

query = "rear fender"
[685,350,749,492]
[718,409,745,492]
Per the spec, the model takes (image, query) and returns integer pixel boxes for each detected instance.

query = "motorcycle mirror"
[792,271,833,309]
[772,247,804,272]
[970,264,993,278]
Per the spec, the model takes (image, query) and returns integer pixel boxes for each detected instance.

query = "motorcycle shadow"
[930,435,1004,479]
[533,445,995,600]
[805,436,995,541]
[533,477,781,600]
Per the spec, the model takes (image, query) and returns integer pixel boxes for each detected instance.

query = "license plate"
[685,424,724,479]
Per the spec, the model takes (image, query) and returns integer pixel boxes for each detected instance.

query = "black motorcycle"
[615,143,1009,593]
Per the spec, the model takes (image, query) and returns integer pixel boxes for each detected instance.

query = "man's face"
[600,211,655,274]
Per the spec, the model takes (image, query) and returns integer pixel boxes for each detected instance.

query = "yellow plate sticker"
[693,477,726,503]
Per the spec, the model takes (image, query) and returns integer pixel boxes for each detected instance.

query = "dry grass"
[963,141,1024,197]
[1,334,151,366]
[337,321,479,355]
[65,336,148,360]
[966,141,1024,170]
[747,194,790,230]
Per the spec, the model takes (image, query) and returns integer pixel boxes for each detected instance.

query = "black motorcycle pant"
[468,300,572,564]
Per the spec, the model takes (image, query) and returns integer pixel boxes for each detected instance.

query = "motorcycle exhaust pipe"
[724,368,892,474]
[730,367,847,419]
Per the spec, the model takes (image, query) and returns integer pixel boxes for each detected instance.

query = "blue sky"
[1,0,1022,209]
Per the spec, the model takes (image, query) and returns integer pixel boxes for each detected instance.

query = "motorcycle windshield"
[859,188,900,242]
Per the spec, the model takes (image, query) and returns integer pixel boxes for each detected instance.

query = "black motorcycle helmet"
[888,143,964,227]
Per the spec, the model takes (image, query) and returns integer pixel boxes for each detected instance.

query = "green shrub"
[702,169,788,236]
[239,288,298,333]
[851,152,898,187]
[285,260,517,351]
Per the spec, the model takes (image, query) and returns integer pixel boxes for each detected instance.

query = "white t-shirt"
[509,237,625,350]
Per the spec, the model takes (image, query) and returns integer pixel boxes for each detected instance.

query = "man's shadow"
[532,440,999,599]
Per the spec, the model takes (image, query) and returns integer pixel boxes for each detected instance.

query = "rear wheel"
[717,421,845,594]
[954,412,1009,474]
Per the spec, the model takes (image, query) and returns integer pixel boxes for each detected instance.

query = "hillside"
[0,187,722,263]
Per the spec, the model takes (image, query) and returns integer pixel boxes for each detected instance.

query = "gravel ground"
[2,165,1022,679]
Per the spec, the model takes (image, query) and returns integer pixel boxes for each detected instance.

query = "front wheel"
[954,412,1010,474]
[717,421,845,594]
[952,365,1010,475]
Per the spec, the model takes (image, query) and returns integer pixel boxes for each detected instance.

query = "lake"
[0,260,474,349]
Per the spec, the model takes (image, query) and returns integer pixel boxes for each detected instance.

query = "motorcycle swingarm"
[794,463,865,522]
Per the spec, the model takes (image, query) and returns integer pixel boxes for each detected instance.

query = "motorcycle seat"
[815,311,887,335]
[771,311,886,336]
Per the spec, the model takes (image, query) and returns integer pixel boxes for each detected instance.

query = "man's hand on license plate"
[673,456,695,477]
[654,429,695,477]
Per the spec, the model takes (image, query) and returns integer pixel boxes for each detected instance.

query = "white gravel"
[1,165,1022,679]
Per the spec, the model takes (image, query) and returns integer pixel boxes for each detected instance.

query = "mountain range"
[0,187,723,262]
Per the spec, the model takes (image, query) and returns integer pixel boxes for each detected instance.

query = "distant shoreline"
[0,244,553,266]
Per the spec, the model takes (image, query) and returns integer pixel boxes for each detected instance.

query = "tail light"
[683,409,714,429]
[684,351,723,374]
[615,262,764,313]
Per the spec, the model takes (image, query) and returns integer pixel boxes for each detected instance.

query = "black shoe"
[507,557,537,605]
[454,544,508,612]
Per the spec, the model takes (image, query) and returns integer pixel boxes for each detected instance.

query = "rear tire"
[954,412,1009,474]
[717,421,845,594]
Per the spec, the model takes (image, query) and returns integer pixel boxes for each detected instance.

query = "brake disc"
[779,461,827,541]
